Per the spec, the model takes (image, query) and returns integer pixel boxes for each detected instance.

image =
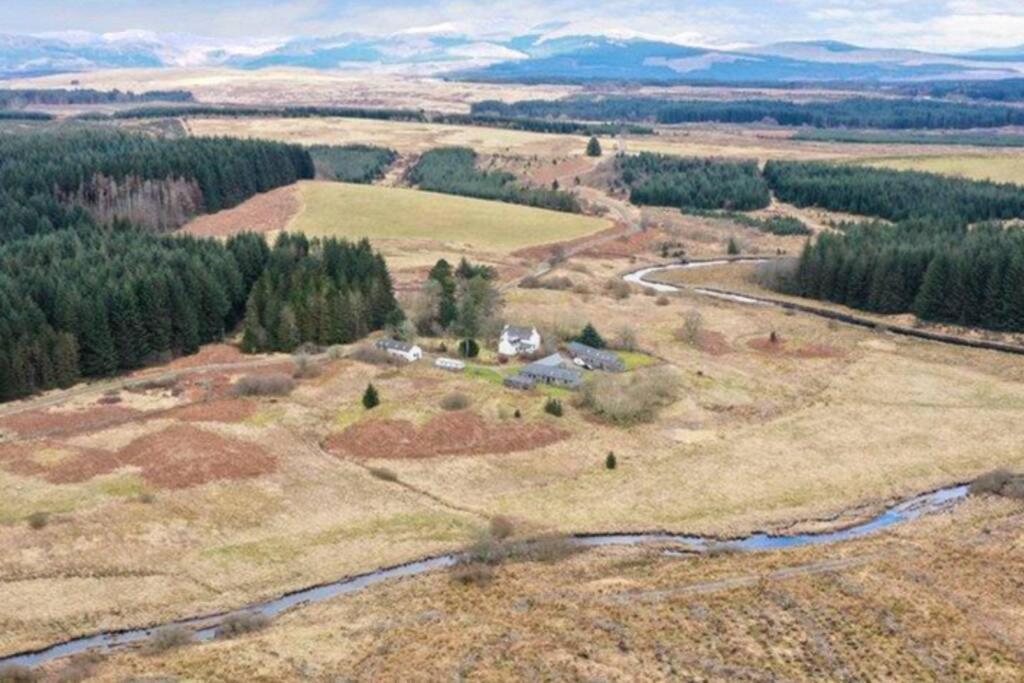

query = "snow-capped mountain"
[2,29,1024,83]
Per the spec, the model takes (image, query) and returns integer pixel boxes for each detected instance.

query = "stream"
[3,484,968,668]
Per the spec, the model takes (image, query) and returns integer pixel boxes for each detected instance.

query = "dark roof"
[522,363,583,385]
[504,375,536,388]
[566,342,624,366]
[376,339,417,352]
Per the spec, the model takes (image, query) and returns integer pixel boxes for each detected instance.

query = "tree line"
[0,88,194,108]
[618,153,770,211]
[762,161,1024,223]
[409,147,580,213]
[0,129,314,240]
[472,96,1024,130]
[0,129,327,402]
[103,104,653,136]
[240,233,401,352]
[763,162,1024,332]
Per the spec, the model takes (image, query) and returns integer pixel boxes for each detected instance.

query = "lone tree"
[458,338,480,358]
[727,237,740,255]
[575,323,606,349]
[605,452,617,470]
[362,383,380,410]
[586,136,603,157]
[544,398,564,417]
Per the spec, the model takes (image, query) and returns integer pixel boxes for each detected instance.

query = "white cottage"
[499,325,542,357]
[376,339,423,362]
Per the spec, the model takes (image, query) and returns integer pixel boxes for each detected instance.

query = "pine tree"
[362,383,380,410]
[586,136,602,157]
[605,452,617,470]
[575,323,606,349]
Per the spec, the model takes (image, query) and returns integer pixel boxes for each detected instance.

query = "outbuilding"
[435,357,466,372]
[565,342,626,372]
[499,325,542,357]
[375,339,423,362]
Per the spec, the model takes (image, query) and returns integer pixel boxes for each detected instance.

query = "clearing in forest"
[289,181,612,251]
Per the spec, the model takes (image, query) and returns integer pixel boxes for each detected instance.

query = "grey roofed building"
[503,374,536,390]
[520,362,583,390]
[534,353,572,368]
[565,342,626,372]
[376,339,416,352]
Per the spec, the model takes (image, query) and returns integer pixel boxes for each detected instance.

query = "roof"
[504,374,536,388]
[535,353,571,368]
[521,363,583,384]
[503,325,537,342]
[566,342,623,365]
[377,339,417,352]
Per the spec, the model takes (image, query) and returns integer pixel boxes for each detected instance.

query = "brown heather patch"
[0,425,274,489]
[0,404,143,440]
[696,330,731,356]
[163,399,259,424]
[325,411,568,459]
[178,184,300,238]
[748,337,843,359]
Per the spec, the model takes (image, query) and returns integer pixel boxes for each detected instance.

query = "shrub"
[611,326,638,352]
[97,393,122,405]
[656,295,671,306]
[969,469,1024,498]
[27,512,48,530]
[489,516,515,540]
[514,408,522,419]
[129,375,180,392]
[215,612,271,639]
[451,562,495,586]
[138,493,156,504]
[458,338,480,358]
[362,383,380,410]
[232,374,296,397]
[727,237,741,255]
[586,136,603,157]
[292,355,322,379]
[604,279,632,300]
[0,665,37,683]
[350,344,401,366]
[144,625,195,654]
[579,369,681,424]
[440,392,470,411]
[369,467,398,482]
[677,309,704,345]
[544,398,564,417]
[606,452,617,470]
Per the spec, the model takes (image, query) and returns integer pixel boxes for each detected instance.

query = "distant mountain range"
[2,29,1024,83]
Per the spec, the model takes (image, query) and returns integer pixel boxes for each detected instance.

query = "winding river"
[3,484,968,668]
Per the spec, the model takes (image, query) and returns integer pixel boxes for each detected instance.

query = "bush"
[0,665,36,683]
[544,398,564,417]
[369,467,398,482]
[676,309,704,345]
[138,493,156,504]
[727,237,740,255]
[144,625,195,654]
[514,408,522,419]
[215,612,271,639]
[458,338,480,358]
[451,562,496,586]
[586,136,603,157]
[232,374,296,397]
[129,375,180,392]
[969,469,1024,499]
[292,354,322,379]
[611,326,638,352]
[350,344,400,366]
[489,515,515,540]
[606,452,617,470]
[27,512,48,530]
[579,370,681,424]
[362,383,380,410]
[440,392,470,411]
[604,278,632,300]
[655,295,671,306]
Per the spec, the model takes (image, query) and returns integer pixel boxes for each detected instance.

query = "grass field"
[863,153,1024,184]
[289,181,611,251]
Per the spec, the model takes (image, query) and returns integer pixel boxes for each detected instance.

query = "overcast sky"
[3,0,1024,52]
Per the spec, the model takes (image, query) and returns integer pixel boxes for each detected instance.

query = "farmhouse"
[520,356,584,390]
[566,342,626,372]
[499,325,542,357]
[376,339,423,362]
